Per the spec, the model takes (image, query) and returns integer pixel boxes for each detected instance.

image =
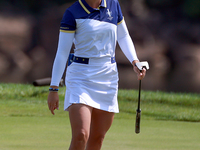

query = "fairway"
[0,116,199,150]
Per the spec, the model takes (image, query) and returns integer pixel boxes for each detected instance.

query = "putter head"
[135,61,149,71]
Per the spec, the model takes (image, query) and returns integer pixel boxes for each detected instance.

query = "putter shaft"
[137,80,141,110]
[135,79,142,134]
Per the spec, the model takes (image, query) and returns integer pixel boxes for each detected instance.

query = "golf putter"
[135,61,149,134]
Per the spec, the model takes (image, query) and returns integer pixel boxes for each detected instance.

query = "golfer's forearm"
[117,20,139,63]
[50,32,74,86]
[50,85,59,89]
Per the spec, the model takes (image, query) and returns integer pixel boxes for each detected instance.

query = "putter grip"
[135,109,141,134]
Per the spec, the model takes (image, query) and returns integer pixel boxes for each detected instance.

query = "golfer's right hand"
[47,90,59,115]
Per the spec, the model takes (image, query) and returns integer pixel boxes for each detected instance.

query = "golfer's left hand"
[132,61,146,80]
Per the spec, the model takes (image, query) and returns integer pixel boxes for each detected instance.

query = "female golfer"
[47,0,146,149]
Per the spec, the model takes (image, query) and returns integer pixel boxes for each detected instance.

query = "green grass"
[0,83,200,150]
[118,90,200,122]
[0,117,200,150]
[1,83,199,121]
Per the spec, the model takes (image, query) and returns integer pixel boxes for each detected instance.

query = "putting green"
[0,116,199,150]
[104,118,200,150]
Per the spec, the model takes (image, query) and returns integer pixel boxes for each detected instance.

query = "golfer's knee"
[93,134,105,145]
[73,130,89,144]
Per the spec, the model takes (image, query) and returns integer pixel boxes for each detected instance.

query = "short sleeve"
[117,1,124,24]
[60,9,76,33]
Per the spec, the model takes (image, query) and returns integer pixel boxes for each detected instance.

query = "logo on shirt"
[106,9,113,21]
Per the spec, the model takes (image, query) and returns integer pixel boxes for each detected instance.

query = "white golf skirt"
[64,56,119,113]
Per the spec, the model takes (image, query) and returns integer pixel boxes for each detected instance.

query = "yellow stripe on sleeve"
[60,30,75,33]
[117,17,124,25]
[60,27,69,30]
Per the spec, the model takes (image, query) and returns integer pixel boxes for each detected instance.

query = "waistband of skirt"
[68,53,116,66]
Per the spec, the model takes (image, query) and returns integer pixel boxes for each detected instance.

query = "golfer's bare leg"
[86,109,115,150]
[68,104,92,150]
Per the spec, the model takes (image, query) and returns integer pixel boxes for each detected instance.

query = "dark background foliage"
[0,0,199,93]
